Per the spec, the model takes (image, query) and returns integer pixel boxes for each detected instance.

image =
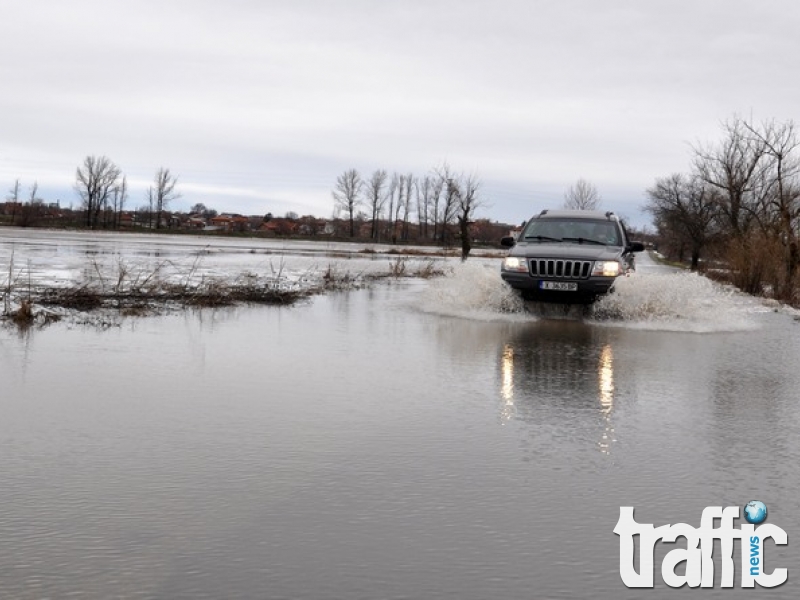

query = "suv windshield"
[522,218,621,246]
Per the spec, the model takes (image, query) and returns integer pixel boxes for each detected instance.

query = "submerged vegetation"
[0,251,448,329]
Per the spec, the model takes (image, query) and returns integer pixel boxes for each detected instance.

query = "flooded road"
[2,230,800,598]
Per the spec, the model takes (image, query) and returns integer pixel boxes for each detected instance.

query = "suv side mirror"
[500,236,516,248]
[628,241,645,253]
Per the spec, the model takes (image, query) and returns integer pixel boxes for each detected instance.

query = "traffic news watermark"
[614,502,788,588]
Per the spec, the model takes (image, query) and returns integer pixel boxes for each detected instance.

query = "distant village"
[0,199,515,246]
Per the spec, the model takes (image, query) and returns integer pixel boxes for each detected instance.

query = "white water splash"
[418,261,529,321]
[591,271,759,332]
[418,263,762,332]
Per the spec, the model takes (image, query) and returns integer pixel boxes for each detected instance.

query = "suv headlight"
[592,260,621,277]
[502,256,528,272]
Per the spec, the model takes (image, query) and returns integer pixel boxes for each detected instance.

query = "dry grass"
[388,257,407,277]
[699,234,800,307]
[414,258,444,279]
[710,236,791,297]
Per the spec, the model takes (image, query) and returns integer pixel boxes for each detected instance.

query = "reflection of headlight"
[503,257,528,272]
[592,260,621,277]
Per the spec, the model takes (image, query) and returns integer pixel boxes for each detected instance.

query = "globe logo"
[744,500,768,524]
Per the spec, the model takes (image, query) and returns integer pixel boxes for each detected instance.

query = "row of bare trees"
[332,164,483,259]
[74,156,179,229]
[646,115,800,303]
[4,179,48,227]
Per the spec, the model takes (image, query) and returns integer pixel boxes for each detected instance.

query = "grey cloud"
[2,0,800,226]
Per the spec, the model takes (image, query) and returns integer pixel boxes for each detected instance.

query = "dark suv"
[500,209,644,303]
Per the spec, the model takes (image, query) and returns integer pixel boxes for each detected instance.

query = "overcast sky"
[3,0,800,227]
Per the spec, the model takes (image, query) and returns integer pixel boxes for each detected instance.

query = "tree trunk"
[459,216,471,261]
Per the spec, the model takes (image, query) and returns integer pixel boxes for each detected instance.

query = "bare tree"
[109,176,128,229]
[153,168,180,229]
[146,187,155,228]
[645,173,719,271]
[116,176,128,229]
[692,116,768,237]
[392,176,405,244]
[28,181,40,204]
[430,174,444,241]
[6,179,21,225]
[332,169,363,237]
[742,118,800,295]
[17,182,43,228]
[435,163,459,244]
[333,169,364,237]
[401,172,414,241]
[453,173,482,260]
[385,173,401,243]
[416,175,434,240]
[365,169,388,240]
[6,179,20,203]
[563,179,601,210]
[390,173,414,242]
[75,155,122,228]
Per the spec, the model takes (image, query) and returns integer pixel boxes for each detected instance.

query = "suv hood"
[509,242,622,261]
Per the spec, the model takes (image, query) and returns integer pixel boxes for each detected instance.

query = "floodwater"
[2,229,800,599]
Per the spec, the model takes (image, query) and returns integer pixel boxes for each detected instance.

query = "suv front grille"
[529,259,592,279]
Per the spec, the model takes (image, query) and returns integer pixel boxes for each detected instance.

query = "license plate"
[540,281,578,291]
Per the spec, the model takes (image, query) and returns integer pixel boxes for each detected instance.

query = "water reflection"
[494,320,620,454]
[499,344,515,422]
[597,344,615,454]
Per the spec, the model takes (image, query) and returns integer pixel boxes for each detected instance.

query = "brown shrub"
[723,233,795,301]
[12,299,34,325]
